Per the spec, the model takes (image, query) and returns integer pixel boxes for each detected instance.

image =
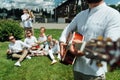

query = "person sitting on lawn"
[44,35,61,65]
[24,30,44,56]
[7,35,32,67]
[38,27,47,50]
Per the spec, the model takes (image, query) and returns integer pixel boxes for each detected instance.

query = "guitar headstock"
[85,36,106,56]
[105,38,120,71]
[85,37,120,71]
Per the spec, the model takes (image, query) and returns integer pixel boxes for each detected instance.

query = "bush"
[0,19,24,41]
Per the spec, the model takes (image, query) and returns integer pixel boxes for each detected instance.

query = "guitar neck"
[84,48,109,61]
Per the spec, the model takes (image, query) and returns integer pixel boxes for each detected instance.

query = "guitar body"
[61,32,84,65]
[61,49,76,65]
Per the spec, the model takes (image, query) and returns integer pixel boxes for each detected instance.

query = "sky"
[0,0,120,11]
[105,0,120,4]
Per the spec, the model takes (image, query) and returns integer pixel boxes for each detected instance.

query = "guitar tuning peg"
[105,37,112,42]
[89,39,95,43]
[97,36,103,41]
[96,61,103,67]
[96,36,104,46]
[105,38,113,46]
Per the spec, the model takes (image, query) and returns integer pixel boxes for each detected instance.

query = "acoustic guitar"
[60,32,120,71]
[60,32,85,65]
[60,32,103,65]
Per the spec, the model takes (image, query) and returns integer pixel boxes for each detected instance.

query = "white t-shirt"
[21,13,32,28]
[24,36,37,46]
[9,40,31,53]
[38,35,47,43]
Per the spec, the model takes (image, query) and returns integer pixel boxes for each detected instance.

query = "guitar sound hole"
[61,50,76,65]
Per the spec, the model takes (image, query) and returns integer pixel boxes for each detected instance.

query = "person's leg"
[56,42,60,53]
[57,53,61,60]
[14,50,28,66]
[12,53,21,58]
[74,71,106,80]
[48,49,55,60]
[43,44,49,55]
[19,49,28,62]
[52,44,61,60]
[74,71,84,80]
[55,44,61,60]
[12,53,22,66]
[48,49,57,64]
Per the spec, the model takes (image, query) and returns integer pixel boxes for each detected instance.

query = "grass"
[0,29,120,80]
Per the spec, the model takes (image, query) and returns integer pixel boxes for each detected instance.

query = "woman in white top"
[38,27,47,49]
[21,9,34,36]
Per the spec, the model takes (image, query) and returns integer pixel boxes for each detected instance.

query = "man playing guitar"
[59,0,120,80]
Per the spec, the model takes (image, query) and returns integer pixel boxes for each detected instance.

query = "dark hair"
[8,35,15,40]
[40,27,46,32]
[85,0,102,3]
[23,8,28,11]
[27,29,32,33]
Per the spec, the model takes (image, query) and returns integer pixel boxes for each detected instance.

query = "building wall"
[54,0,79,23]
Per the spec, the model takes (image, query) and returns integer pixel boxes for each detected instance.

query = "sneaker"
[26,55,31,59]
[14,61,21,67]
[51,60,57,65]
[57,57,61,61]
[57,54,61,61]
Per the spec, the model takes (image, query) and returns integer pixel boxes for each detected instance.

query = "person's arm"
[59,18,77,43]
[32,36,39,46]
[6,49,12,54]
[21,14,30,22]
[59,42,67,58]
[20,40,32,49]
[59,16,78,57]
[26,15,31,21]
[29,11,35,18]
[24,38,27,44]
[7,44,13,55]
[104,10,120,41]
[34,36,38,43]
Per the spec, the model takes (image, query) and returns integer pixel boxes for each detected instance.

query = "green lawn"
[0,29,120,80]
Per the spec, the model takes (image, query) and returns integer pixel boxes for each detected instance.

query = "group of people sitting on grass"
[7,27,61,67]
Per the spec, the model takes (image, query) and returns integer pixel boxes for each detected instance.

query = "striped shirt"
[59,2,120,76]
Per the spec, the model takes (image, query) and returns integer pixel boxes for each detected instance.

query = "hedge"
[0,19,23,41]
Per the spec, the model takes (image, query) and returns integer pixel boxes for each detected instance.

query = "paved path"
[32,23,68,29]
